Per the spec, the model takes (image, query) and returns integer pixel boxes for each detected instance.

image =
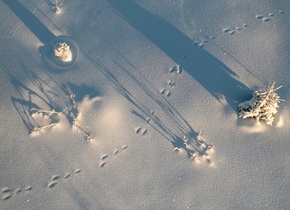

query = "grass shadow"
[2,65,64,133]
[88,55,212,159]
[2,63,99,136]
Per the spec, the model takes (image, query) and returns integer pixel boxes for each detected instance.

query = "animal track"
[75,169,81,174]
[0,170,81,202]
[255,11,283,22]
[122,145,128,150]
[192,36,214,48]
[160,80,176,97]
[160,88,171,97]
[2,194,12,201]
[135,126,148,135]
[173,131,215,166]
[255,14,271,22]
[101,154,109,160]
[25,186,32,191]
[99,145,128,168]
[47,182,57,188]
[164,65,185,97]
[14,188,22,194]
[223,24,247,35]
[193,40,207,48]
[99,162,107,168]
[46,169,81,189]
[1,188,11,193]
[51,175,61,181]
[169,65,182,74]
[63,173,71,179]
[0,185,32,201]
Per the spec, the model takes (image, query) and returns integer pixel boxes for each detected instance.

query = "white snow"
[0,0,290,209]
[54,42,72,62]
[238,82,283,125]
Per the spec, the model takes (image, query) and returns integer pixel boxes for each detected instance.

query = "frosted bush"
[51,0,62,13]
[54,42,72,62]
[238,82,283,125]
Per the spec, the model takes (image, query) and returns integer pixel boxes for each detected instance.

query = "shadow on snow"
[107,0,251,110]
[3,0,56,45]
[88,55,212,158]
[1,63,99,135]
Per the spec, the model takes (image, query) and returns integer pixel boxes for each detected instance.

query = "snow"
[54,42,72,62]
[1,0,290,209]
[238,82,283,125]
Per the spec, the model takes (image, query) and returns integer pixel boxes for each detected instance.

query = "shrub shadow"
[3,0,79,73]
[3,0,55,45]
[107,0,251,110]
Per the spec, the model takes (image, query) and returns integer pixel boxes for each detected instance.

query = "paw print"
[99,145,128,168]
[160,80,175,97]
[223,24,247,35]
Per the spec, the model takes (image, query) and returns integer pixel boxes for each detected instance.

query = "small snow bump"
[168,80,175,87]
[25,186,32,191]
[223,28,230,33]
[135,127,142,133]
[262,17,270,22]
[142,128,147,135]
[47,182,57,188]
[160,89,166,94]
[63,173,71,179]
[101,155,109,160]
[100,162,107,168]
[51,175,61,181]
[1,188,11,193]
[14,188,22,194]
[198,43,204,48]
[228,30,235,35]
[2,194,12,200]
[75,169,81,174]
[255,15,263,19]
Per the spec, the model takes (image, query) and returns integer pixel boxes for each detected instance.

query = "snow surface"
[0,0,290,209]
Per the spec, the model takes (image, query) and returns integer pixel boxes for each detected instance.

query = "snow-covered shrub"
[51,0,62,13]
[238,82,283,125]
[54,42,72,62]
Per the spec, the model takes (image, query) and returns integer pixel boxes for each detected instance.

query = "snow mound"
[54,42,72,62]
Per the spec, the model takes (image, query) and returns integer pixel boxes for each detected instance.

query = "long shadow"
[107,0,251,110]
[114,57,194,135]
[3,0,56,45]
[88,55,212,158]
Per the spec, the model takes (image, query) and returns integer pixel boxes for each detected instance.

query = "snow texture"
[0,0,290,209]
